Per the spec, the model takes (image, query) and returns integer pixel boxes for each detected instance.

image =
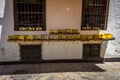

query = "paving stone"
[0,62,119,80]
[62,73,83,80]
[10,74,31,80]
[0,76,11,80]
[30,73,56,80]
[95,63,113,71]
[113,62,120,66]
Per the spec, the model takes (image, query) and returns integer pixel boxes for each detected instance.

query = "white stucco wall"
[0,0,108,61]
[106,0,120,57]
[0,0,83,61]
[42,41,83,60]
[100,41,108,58]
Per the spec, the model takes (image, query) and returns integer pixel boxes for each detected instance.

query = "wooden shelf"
[8,38,114,42]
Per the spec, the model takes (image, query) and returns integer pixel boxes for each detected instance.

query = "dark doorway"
[20,45,42,62]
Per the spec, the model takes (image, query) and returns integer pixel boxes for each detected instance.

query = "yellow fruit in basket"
[65,29,72,34]
[18,35,25,40]
[31,27,35,31]
[34,35,41,40]
[41,35,49,40]
[99,33,113,39]
[8,35,18,40]
[26,35,34,40]
[49,35,58,40]
[22,27,26,31]
[58,35,66,40]
[19,27,22,31]
[28,27,32,31]
[103,33,113,39]
[107,34,113,39]
[58,29,65,34]
[102,34,106,39]
[72,29,79,34]
[50,29,55,34]
[66,35,73,40]
[38,27,42,30]
[73,35,80,40]
[87,35,93,40]
[25,27,28,30]
[80,35,88,41]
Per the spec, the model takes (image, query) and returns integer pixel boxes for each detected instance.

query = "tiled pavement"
[0,62,119,80]
[0,53,120,80]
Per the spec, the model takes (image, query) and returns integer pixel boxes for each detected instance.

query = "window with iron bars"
[81,0,109,30]
[14,0,46,31]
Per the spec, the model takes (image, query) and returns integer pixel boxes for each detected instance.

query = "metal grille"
[14,0,46,31]
[81,0,109,30]
[83,44,101,60]
[20,45,42,61]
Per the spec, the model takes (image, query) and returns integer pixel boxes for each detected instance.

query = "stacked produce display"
[7,29,114,42]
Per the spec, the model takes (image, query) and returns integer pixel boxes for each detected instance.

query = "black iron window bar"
[14,0,46,31]
[81,0,108,30]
